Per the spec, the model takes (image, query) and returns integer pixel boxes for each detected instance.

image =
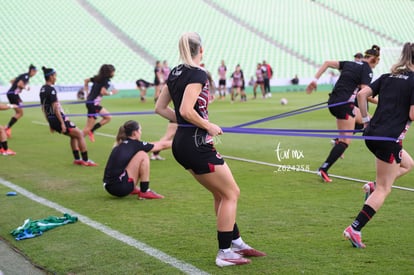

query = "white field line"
[0,177,209,275]
[222,155,414,192]
[23,120,413,272]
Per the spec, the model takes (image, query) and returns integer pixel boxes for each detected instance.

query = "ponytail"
[115,120,140,144]
[42,66,56,81]
[391,42,414,74]
[179,32,202,68]
[115,126,127,145]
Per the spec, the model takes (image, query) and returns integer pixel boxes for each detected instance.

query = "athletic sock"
[351,204,376,231]
[140,181,149,193]
[91,123,102,133]
[355,123,364,131]
[73,150,80,160]
[7,117,18,128]
[320,141,348,171]
[218,231,233,250]
[81,151,88,161]
[232,223,241,240]
[1,141,8,150]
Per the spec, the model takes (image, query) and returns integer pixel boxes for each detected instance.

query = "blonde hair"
[391,42,414,74]
[179,32,202,67]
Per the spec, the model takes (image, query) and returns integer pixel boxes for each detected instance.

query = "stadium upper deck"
[0,0,410,87]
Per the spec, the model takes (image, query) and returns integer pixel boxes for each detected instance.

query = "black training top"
[167,64,209,125]
[329,61,373,104]
[103,139,154,183]
[8,73,30,94]
[39,84,65,119]
[86,77,111,102]
[365,71,414,139]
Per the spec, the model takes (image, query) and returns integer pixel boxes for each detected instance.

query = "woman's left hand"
[207,122,223,136]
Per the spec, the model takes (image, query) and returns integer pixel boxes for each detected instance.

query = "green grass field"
[1,90,414,274]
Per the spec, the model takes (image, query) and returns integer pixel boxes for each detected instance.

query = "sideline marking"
[0,178,209,275]
[26,119,414,271]
[223,155,414,192]
[32,121,116,139]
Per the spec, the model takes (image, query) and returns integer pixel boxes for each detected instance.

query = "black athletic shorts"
[48,117,77,134]
[104,171,134,197]
[7,93,22,105]
[218,79,226,86]
[136,79,151,88]
[365,139,402,164]
[86,103,103,119]
[329,102,355,120]
[172,126,224,174]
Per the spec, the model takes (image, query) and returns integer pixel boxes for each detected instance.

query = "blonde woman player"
[155,32,265,267]
[344,42,414,248]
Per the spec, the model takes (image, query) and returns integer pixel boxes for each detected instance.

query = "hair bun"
[364,45,381,57]
[372,45,380,52]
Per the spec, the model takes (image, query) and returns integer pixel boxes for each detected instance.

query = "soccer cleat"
[317,169,332,183]
[138,189,164,199]
[73,159,84,165]
[88,131,95,142]
[2,148,16,155]
[5,127,11,138]
[82,160,98,167]
[130,188,140,195]
[343,226,366,248]
[363,182,376,201]
[150,154,165,160]
[215,249,251,267]
[232,242,266,257]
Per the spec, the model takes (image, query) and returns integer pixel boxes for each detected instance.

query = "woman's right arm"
[84,78,90,94]
[155,85,176,122]
[179,83,222,136]
[52,102,66,133]
[409,105,414,121]
[306,60,340,94]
